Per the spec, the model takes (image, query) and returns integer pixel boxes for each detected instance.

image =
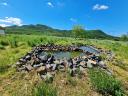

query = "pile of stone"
[16,44,112,82]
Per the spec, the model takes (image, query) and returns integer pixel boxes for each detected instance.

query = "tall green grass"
[33,82,57,96]
[88,68,125,96]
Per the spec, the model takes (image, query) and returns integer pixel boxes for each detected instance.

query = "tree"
[72,25,86,38]
[121,34,128,41]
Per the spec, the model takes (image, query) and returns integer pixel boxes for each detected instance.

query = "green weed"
[88,68,125,96]
[33,82,57,96]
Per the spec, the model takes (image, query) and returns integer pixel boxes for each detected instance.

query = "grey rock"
[98,61,107,69]
[25,64,33,71]
[70,67,77,77]
[87,60,93,68]
[39,55,48,61]
[51,64,57,71]
[25,55,31,60]
[17,67,26,71]
[19,58,26,63]
[33,64,41,68]
[40,74,47,80]
[16,62,21,65]
[58,65,65,72]
[79,66,85,72]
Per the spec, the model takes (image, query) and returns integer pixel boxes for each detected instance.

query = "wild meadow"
[0,34,128,96]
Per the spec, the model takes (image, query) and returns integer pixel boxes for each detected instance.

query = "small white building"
[0,27,5,35]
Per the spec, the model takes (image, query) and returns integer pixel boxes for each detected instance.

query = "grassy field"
[0,34,128,96]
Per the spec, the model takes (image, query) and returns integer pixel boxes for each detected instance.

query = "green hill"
[4,24,118,40]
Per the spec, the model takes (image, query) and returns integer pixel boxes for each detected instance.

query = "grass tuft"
[33,82,57,96]
[67,73,77,86]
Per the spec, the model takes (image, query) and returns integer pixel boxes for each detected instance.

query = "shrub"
[33,82,57,96]
[0,44,5,50]
[0,40,9,46]
[88,68,125,96]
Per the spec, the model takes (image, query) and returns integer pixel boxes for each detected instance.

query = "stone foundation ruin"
[16,44,114,82]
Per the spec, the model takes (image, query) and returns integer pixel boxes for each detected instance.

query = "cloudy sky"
[0,0,127,36]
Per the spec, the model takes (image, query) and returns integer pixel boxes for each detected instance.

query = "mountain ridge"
[4,24,118,40]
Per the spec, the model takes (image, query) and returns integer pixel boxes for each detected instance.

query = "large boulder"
[51,64,57,71]
[45,64,51,72]
[98,61,107,69]
[39,55,48,62]
[47,55,55,64]
[33,63,44,68]
[87,60,93,68]
[25,55,31,61]
[37,66,46,76]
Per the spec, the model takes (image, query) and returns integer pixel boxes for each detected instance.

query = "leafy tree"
[121,34,128,41]
[72,25,86,38]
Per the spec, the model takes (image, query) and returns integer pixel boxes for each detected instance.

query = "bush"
[0,44,5,50]
[33,82,57,96]
[0,40,9,46]
[120,34,128,41]
[72,25,86,38]
[88,68,125,96]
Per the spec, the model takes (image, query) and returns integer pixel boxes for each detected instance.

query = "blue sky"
[0,0,127,36]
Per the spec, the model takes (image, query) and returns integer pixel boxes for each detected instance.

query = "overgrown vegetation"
[0,35,128,96]
[88,68,125,96]
[33,82,57,96]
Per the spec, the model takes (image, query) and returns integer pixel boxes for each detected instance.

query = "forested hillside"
[5,24,118,40]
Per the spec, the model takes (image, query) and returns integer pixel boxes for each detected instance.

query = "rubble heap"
[16,44,113,82]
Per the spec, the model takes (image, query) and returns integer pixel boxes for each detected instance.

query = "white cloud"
[0,24,9,27]
[1,2,8,6]
[70,18,77,23]
[47,2,54,7]
[93,4,109,10]
[0,17,23,26]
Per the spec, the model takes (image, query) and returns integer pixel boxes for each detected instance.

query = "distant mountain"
[4,24,118,40]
